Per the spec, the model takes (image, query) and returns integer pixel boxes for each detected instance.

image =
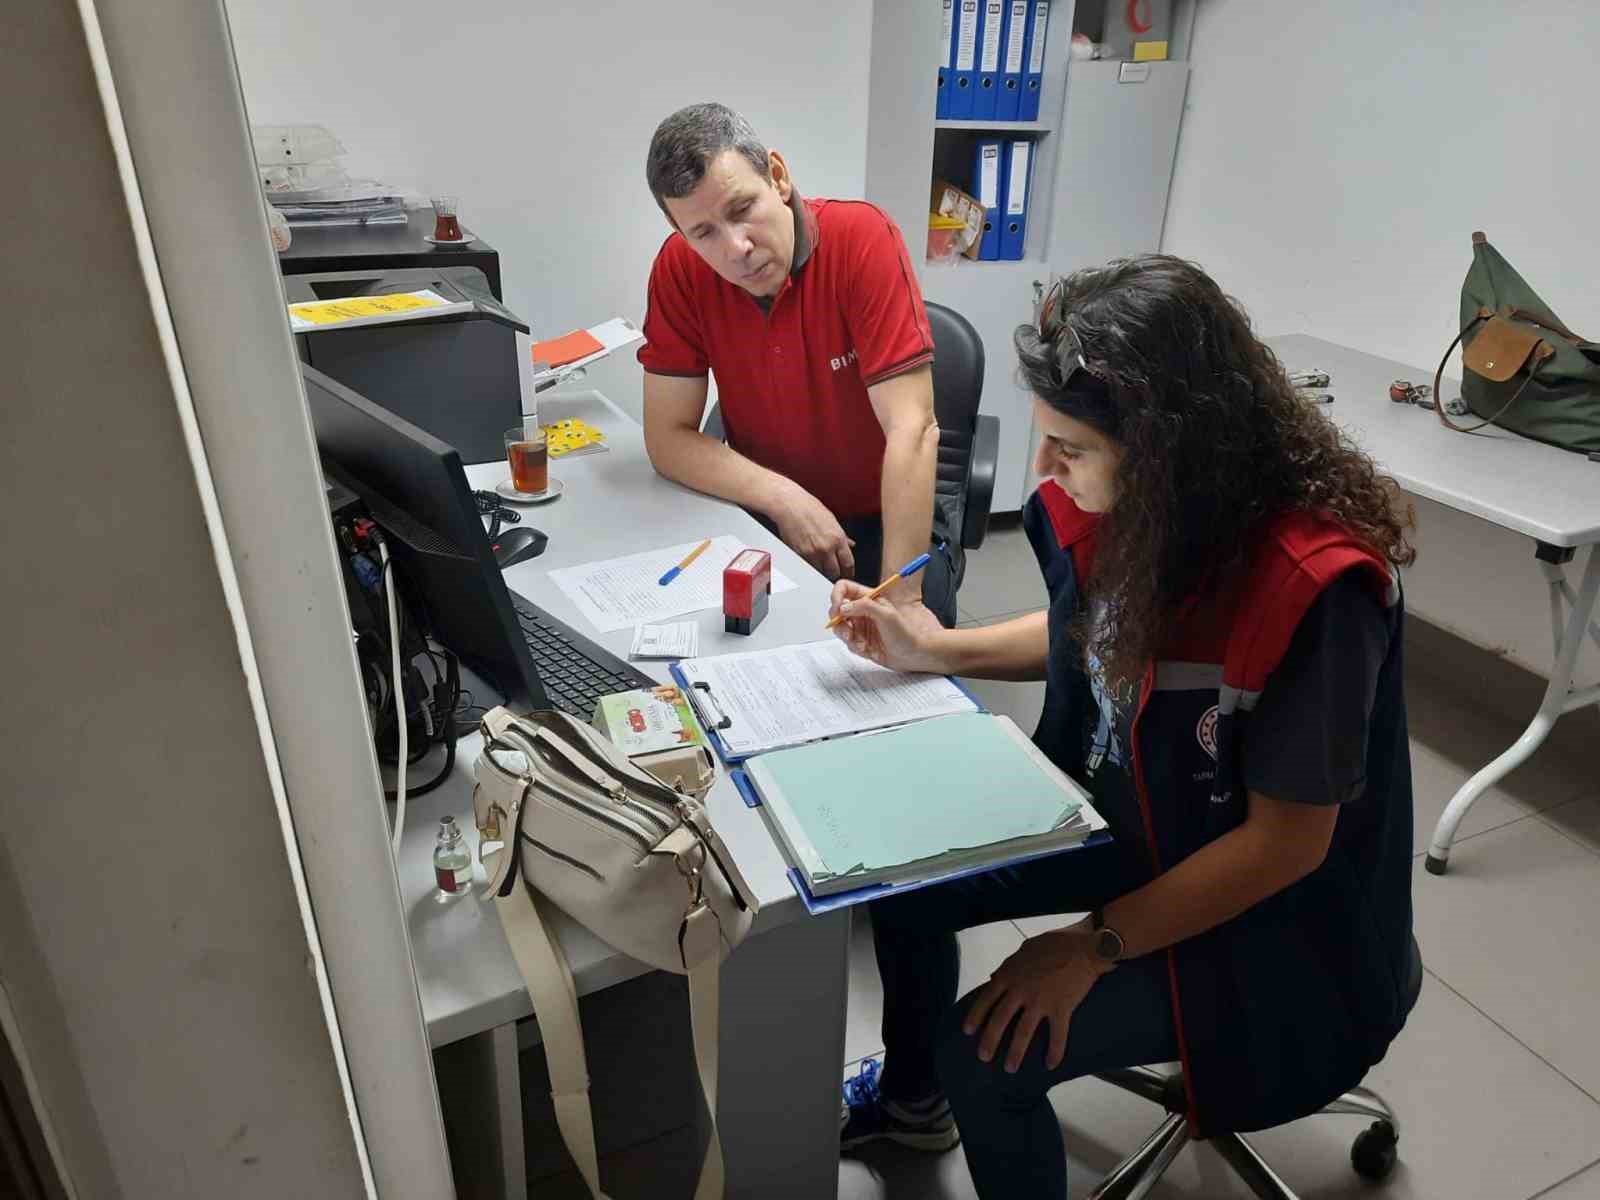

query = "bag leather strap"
[495,879,731,1200]
[1432,311,1552,435]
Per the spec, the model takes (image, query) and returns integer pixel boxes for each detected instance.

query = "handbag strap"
[494,881,730,1200]
[494,885,612,1199]
[1432,311,1551,435]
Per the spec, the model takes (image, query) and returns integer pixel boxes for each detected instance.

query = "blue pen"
[825,545,940,629]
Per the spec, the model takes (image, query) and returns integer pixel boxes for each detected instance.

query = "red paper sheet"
[531,329,605,368]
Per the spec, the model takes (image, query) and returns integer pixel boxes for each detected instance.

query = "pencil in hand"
[824,550,932,630]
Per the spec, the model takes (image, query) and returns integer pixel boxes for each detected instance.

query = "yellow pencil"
[659,538,713,586]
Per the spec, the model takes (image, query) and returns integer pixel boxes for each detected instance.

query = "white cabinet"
[1048,60,1191,273]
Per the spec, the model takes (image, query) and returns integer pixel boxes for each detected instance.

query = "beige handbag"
[473,706,757,1200]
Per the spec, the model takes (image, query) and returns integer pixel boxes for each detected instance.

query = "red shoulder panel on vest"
[1224,513,1394,695]
[1038,481,1101,577]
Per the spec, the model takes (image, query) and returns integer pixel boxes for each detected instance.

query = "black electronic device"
[302,364,652,718]
[288,266,528,463]
[324,477,383,640]
[491,526,547,568]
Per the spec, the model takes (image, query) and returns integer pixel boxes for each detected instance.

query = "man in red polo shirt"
[638,103,961,624]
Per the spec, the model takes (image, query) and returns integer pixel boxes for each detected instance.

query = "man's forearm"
[645,423,799,520]
[879,419,940,593]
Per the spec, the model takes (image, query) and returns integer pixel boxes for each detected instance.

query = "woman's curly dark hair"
[1015,255,1415,693]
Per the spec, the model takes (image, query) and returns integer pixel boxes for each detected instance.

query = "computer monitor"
[301,363,547,711]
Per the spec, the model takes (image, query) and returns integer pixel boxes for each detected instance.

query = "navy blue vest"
[1024,482,1421,1137]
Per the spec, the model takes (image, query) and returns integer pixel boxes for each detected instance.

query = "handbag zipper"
[482,742,663,851]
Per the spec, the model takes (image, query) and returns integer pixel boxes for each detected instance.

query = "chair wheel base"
[1424,852,1449,875]
[1351,1120,1399,1181]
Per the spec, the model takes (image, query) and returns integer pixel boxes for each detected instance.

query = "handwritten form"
[675,639,979,759]
[547,535,796,633]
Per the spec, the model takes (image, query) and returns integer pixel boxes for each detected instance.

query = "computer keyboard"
[507,589,655,717]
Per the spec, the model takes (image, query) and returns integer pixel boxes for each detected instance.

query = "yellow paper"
[1133,40,1168,61]
[287,291,447,326]
[543,416,608,458]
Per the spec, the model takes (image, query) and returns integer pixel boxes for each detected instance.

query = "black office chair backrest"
[926,301,986,520]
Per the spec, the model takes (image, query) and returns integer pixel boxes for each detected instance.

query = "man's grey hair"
[646,103,771,219]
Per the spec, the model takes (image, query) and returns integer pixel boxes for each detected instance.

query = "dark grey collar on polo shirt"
[752,194,813,315]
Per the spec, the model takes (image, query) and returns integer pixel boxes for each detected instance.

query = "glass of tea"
[430,195,463,242]
[504,421,549,494]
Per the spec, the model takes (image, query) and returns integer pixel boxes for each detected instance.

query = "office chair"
[1086,939,1422,1199]
[700,301,1000,550]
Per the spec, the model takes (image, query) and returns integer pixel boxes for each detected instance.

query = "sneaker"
[839,1058,960,1153]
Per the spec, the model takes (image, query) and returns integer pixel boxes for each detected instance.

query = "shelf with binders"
[934,119,1053,133]
[930,127,1043,266]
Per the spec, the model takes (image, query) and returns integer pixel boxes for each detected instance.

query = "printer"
[286,266,528,464]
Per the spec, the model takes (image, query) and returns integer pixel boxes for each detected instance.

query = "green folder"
[744,712,1107,897]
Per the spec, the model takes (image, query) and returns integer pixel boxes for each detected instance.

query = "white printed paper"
[956,0,979,70]
[676,639,979,759]
[979,144,1000,206]
[941,0,954,66]
[980,0,1003,71]
[1008,142,1030,214]
[1005,0,1028,72]
[1028,0,1049,74]
[630,622,700,661]
[548,535,796,633]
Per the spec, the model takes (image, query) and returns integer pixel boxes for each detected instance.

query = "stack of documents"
[744,712,1106,897]
[674,639,979,760]
[270,188,406,228]
[531,317,646,389]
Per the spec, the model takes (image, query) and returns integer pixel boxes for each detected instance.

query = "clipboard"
[668,660,986,767]
[731,767,1114,915]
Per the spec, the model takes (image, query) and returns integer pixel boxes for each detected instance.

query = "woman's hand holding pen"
[828,579,950,674]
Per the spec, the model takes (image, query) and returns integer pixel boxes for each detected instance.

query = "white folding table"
[1269,335,1600,874]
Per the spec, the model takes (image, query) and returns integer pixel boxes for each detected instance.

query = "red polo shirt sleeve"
[840,206,934,387]
[637,235,710,378]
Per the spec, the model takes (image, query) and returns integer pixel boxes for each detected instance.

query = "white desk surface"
[1269,335,1600,548]
[401,389,837,1048]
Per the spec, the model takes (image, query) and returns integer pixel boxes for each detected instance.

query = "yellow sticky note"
[1133,40,1168,62]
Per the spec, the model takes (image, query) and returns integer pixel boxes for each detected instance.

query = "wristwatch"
[1088,908,1125,963]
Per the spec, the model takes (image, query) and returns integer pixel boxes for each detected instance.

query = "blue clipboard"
[670,660,986,767]
[731,766,1115,916]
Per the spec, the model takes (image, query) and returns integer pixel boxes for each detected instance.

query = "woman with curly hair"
[833,256,1422,1197]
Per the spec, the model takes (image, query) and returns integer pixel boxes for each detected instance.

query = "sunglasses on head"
[1038,280,1099,393]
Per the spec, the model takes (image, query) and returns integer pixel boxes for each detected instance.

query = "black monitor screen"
[301,363,544,710]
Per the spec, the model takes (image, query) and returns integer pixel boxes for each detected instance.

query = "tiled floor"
[840,526,1600,1200]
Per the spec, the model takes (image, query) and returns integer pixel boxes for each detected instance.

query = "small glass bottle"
[433,815,473,898]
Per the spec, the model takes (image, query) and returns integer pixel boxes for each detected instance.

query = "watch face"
[1095,928,1124,961]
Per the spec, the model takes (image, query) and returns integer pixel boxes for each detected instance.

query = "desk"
[279,217,504,301]
[399,388,850,1199]
[1269,336,1600,874]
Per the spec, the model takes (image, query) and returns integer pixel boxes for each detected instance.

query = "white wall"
[224,0,874,420]
[1164,0,1600,681]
